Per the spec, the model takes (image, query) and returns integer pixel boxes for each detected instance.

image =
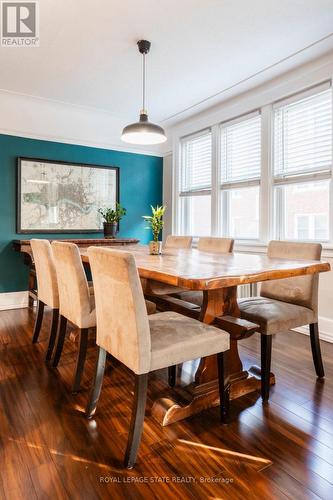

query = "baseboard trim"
[0,291,29,310]
[294,316,333,344]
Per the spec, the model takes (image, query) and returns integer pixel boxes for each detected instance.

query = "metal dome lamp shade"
[121,40,167,145]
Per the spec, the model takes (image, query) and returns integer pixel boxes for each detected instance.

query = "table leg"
[151,286,275,426]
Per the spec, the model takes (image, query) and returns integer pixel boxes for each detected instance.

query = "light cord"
[142,52,147,114]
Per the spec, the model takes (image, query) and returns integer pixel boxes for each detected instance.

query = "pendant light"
[121,40,167,145]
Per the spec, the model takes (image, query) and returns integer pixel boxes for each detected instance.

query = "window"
[179,130,212,236]
[175,81,333,246]
[295,213,328,240]
[226,186,260,239]
[273,85,332,242]
[220,113,261,239]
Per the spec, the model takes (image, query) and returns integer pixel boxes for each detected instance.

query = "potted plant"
[142,205,166,254]
[98,203,127,239]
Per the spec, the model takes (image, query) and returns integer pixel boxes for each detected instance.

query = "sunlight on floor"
[7,437,121,472]
[177,439,272,467]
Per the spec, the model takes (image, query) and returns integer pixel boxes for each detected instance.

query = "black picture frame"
[17,157,120,234]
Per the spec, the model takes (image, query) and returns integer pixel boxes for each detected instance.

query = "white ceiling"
[1,0,333,129]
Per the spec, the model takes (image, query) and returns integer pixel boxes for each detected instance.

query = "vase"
[103,222,118,239]
[149,241,162,255]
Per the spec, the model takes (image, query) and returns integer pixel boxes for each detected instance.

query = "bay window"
[176,81,333,246]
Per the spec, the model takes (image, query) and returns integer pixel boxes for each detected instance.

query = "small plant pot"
[103,222,118,239]
[149,241,162,255]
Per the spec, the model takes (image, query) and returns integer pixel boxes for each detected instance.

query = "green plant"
[142,205,166,242]
[98,203,127,223]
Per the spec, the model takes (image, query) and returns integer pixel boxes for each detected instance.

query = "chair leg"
[86,347,107,418]
[261,334,272,403]
[168,365,176,387]
[72,328,89,393]
[124,373,148,469]
[52,315,67,368]
[217,352,230,424]
[309,323,325,378]
[32,300,45,343]
[45,309,59,362]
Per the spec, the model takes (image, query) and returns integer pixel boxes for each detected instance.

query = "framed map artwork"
[17,157,119,233]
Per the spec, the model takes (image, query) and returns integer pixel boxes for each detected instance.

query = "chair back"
[198,237,234,253]
[88,247,151,374]
[52,242,93,327]
[165,235,192,249]
[30,239,59,309]
[261,240,322,312]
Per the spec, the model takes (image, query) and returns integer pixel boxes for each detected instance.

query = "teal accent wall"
[0,134,163,293]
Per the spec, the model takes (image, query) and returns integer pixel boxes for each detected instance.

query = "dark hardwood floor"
[1,307,333,499]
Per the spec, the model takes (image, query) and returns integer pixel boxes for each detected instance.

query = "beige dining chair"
[30,239,60,361]
[144,235,193,296]
[172,237,234,307]
[51,241,96,393]
[198,237,234,253]
[164,235,193,249]
[239,240,324,402]
[86,247,230,469]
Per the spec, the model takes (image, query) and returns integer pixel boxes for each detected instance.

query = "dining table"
[80,244,330,426]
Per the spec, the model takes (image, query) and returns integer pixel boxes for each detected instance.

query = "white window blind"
[274,89,332,178]
[180,131,212,193]
[221,114,261,183]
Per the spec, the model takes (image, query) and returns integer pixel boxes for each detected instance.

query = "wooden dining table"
[80,244,330,426]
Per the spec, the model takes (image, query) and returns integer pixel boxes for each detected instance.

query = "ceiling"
[1,0,333,129]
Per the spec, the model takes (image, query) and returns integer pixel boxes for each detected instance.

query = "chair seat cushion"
[238,296,316,335]
[145,300,156,315]
[172,290,203,306]
[149,311,229,371]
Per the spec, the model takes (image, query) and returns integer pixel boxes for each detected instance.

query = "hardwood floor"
[1,307,333,499]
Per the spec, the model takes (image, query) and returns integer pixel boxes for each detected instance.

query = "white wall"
[163,52,333,342]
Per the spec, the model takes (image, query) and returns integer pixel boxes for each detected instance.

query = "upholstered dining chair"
[86,247,230,469]
[51,241,96,393]
[171,237,234,307]
[239,240,324,402]
[144,235,193,296]
[30,239,60,361]
[164,235,193,249]
[198,237,234,253]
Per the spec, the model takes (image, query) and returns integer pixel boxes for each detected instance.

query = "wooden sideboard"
[13,238,139,308]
